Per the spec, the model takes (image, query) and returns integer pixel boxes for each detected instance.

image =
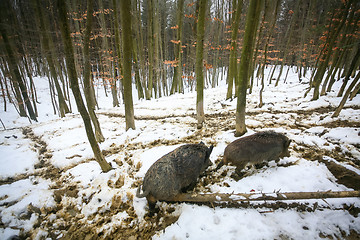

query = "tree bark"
[170,0,185,95]
[332,70,360,118]
[120,0,136,130]
[337,43,360,97]
[195,0,207,129]
[226,0,243,100]
[83,0,105,143]
[146,0,154,100]
[235,0,262,136]
[33,0,70,118]
[57,0,112,172]
[312,0,353,100]
[0,21,37,121]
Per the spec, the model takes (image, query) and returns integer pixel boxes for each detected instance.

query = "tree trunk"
[312,0,353,100]
[57,0,112,172]
[195,0,207,129]
[134,0,147,99]
[98,0,119,107]
[332,70,360,118]
[170,0,185,95]
[146,0,154,100]
[153,0,161,98]
[337,43,360,97]
[83,0,105,143]
[33,0,70,118]
[0,22,37,121]
[120,0,136,130]
[259,0,280,107]
[226,0,243,100]
[112,0,125,100]
[275,0,300,87]
[235,0,263,136]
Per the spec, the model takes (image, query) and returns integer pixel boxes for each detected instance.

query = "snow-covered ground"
[0,66,359,239]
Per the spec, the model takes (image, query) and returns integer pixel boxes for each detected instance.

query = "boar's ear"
[285,139,291,148]
[199,141,205,145]
[206,145,214,159]
[209,145,214,153]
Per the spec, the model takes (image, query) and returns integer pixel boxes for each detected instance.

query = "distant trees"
[0,0,359,131]
[170,0,185,95]
[0,1,37,122]
[226,0,243,100]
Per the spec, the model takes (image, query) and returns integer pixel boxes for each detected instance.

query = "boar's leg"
[215,160,225,171]
[146,195,158,216]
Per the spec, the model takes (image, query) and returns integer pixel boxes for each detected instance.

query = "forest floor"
[1,67,360,239]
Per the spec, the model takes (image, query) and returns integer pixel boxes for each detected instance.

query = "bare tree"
[195,0,207,129]
[56,0,112,172]
[120,0,136,130]
[235,0,263,136]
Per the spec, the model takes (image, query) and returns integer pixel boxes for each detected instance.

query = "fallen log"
[171,190,360,203]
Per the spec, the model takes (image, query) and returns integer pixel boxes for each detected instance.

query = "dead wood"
[171,190,360,203]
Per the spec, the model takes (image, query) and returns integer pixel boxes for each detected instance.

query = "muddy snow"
[0,66,359,239]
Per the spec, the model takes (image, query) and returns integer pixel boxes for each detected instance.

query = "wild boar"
[137,142,213,213]
[217,131,291,174]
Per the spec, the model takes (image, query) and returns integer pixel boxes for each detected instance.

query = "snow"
[0,129,37,177]
[153,205,360,240]
[0,66,359,239]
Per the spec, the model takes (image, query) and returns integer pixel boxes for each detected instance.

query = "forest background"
[0,0,359,170]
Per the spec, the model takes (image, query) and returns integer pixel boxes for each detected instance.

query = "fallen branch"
[172,190,360,203]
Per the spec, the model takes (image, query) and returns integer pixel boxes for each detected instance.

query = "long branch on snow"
[171,190,360,203]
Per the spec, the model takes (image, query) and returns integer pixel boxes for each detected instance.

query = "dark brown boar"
[217,131,291,174]
[136,142,213,213]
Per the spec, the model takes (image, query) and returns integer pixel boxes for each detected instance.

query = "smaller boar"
[217,131,291,174]
[136,142,213,213]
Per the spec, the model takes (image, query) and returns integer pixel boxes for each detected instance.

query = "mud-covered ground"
[1,106,359,239]
[1,71,360,239]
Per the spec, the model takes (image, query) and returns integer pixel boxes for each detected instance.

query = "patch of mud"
[40,193,180,240]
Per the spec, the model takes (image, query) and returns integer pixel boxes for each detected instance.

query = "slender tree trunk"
[337,43,360,97]
[112,0,125,100]
[33,0,70,117]
[259,0,280,108]
[332,70,360,118]
[0,23,37,121]
[312,0,353,100]
[83,0,105,143]
[57,0,112,172]
[235,0,263,137]
[120,0,136,130]
[326,49,345,93]
[195,0,207,129]
[275,0,300,87]
[98,0,119,107]
[133,39,145,99]
[134,0,147,99]
[226,0,243,100]
[349,78,360,101]
[146,0,154,100]
[170,0,185,95]
[153,0,161,98]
